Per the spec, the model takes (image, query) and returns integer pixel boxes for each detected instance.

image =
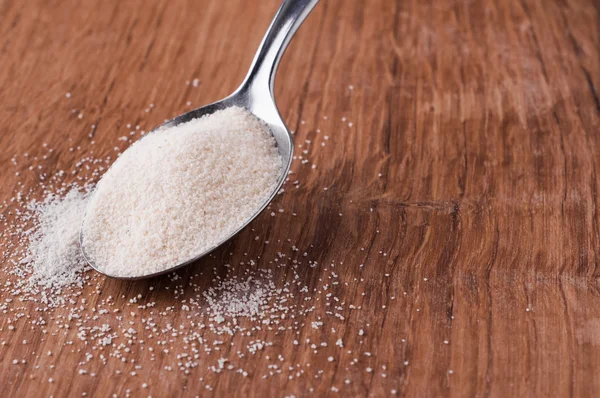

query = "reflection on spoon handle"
[239,0,321,95]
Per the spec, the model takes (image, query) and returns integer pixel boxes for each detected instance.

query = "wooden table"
[1,0,599,396]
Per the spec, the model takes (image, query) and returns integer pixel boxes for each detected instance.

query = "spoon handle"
[239,0,320,95]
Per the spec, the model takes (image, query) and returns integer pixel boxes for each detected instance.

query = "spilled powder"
[82,106,283,278]
[21,187,91,290]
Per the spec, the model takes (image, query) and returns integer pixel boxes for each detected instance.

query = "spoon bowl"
[80,0,320,279]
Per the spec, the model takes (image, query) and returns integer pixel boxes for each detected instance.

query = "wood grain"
[1,0,600,396]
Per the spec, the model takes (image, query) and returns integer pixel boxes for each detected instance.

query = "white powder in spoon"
[81,106,282,277]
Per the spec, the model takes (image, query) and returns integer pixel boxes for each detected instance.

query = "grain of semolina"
[82,107,282,277]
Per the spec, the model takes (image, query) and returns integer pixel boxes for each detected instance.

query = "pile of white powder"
[22,187,91,290]
[81,107,282,277]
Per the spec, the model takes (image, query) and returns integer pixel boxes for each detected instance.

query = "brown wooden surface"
[1,0,600,396]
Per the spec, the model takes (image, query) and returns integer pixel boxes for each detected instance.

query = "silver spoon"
[80,0,320,279]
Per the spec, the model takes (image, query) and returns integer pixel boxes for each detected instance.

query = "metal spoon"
[80,0,320,279]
